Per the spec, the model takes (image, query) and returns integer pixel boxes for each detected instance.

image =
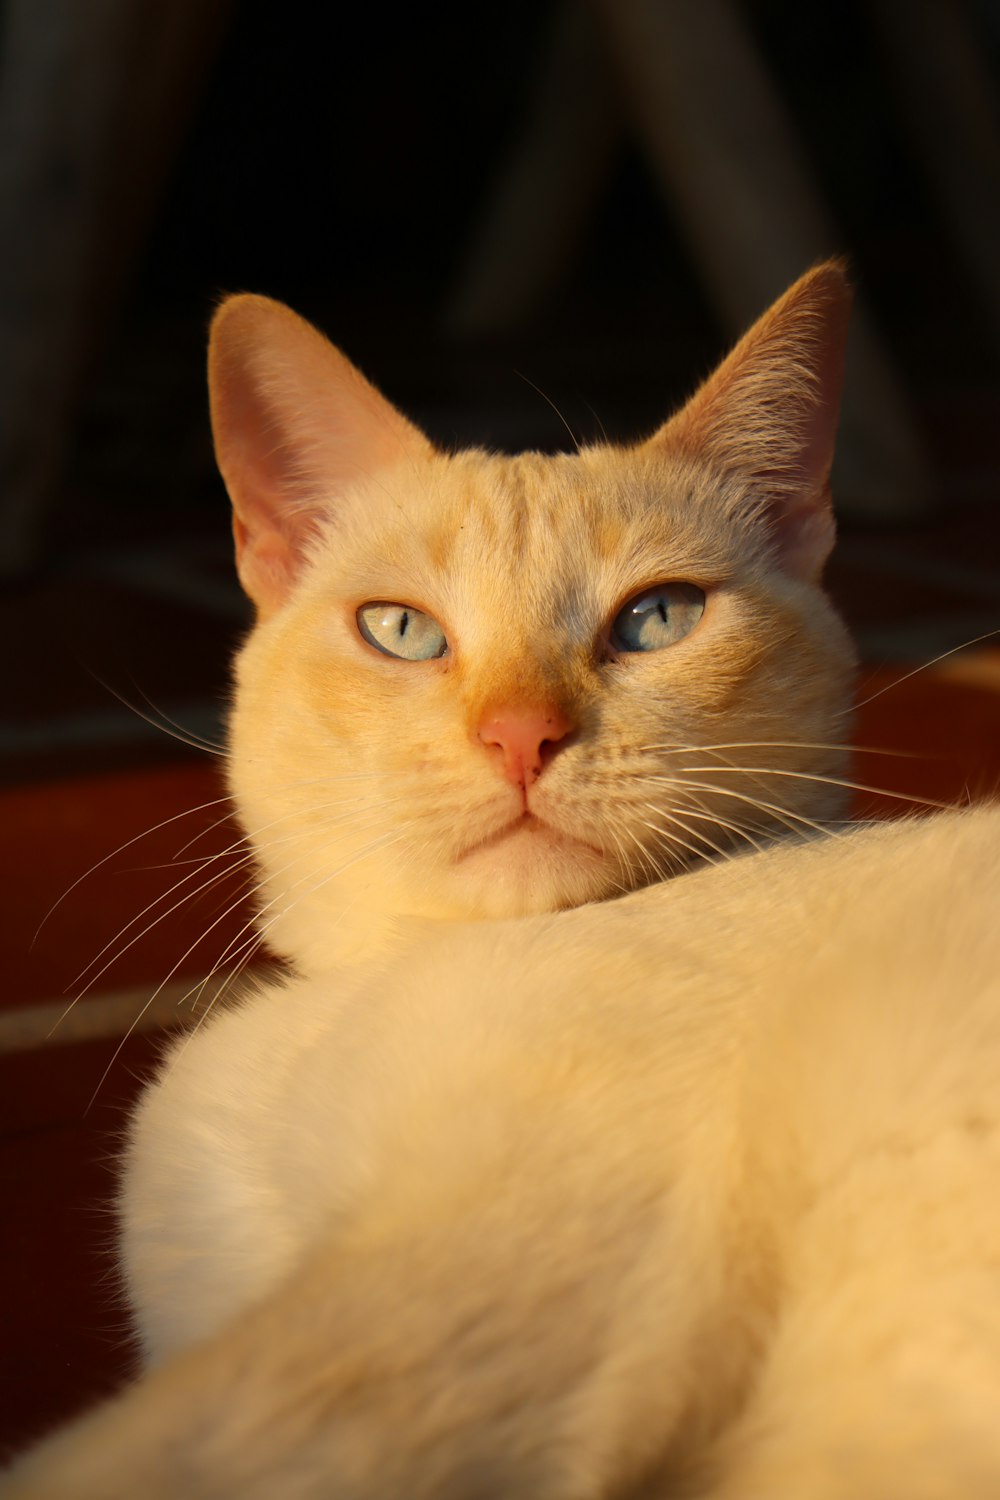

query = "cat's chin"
[450,815,620,918]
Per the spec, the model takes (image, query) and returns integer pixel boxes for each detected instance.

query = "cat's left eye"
[357,602,448,661]
[611,582,705,653]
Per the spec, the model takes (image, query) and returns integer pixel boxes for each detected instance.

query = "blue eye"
[357,602,448,661]
[611,583,705,653]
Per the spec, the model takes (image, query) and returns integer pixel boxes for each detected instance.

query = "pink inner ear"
[213,369,310,610]
[208,294,434,616]
[217,354,328,611]
[231,511,303,617]
[770,496,836,582]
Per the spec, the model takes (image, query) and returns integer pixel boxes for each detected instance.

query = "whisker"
[32,791,238,946]
[617,823,665,887]
[602,826,634,894]
[169,924,273,1021]
[167,828,413,1070]
[86,823,412,1110]
[675,765,958,812]
[88,671,226,757]
[170,776,394,862]
[650,775,842,843]
[65,840,258,997]
[637,811,718,868]
[582,398,610,447]
[640,739,917,760]
[512,369,581,453]
[133,683,226,755]
[640,801,720,861]
[665,793,770,856]
[176,811,415,1008]
[642,799,758,863]
[644,810,722,870]
[49,848,260,1041]
[846,630,1000,715]
[63,793,402,1023]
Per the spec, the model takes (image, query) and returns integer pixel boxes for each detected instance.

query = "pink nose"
[477,706,573,790]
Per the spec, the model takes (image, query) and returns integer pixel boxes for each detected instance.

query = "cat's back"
[380,801,1000,1274]
[124,806,1000,1362]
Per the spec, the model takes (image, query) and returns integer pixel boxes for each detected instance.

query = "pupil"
[656,599,667,623]
[398,610,409,638]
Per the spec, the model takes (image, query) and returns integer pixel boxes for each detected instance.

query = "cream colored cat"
[4,264,1000,1499]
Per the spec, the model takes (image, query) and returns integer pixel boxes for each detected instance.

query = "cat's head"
[210,263,856,970]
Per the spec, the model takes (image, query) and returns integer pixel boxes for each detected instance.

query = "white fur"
[6,809,1000,1498]
[6,265,1000,1497]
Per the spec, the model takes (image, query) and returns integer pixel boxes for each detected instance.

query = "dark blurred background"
[3,0,1000,782]
[4,0,1000,1457]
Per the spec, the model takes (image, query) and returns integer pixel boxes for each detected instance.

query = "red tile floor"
[2,493,999,1461]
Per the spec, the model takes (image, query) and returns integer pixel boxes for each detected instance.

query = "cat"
[4,261,1000,1499]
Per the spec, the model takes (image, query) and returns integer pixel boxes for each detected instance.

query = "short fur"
[4,264,999,1499]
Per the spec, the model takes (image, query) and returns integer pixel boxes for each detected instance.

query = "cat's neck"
[260,889,448,976]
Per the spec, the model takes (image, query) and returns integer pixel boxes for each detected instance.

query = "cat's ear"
[208,296,433,613]
[649,260,852,581]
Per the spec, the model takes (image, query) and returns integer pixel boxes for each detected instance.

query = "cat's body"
[5,263,1000,1498]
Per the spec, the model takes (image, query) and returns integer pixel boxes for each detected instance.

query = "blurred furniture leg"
[450,0,930,518]
[868,0,1000,354]
[446,0,623,336]
[593,0,930,518]
[0,0,232,578]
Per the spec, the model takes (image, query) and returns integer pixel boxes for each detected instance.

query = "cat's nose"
[477,706,573,790]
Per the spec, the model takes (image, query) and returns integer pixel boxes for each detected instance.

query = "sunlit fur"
[8,811,1000,1500]
[227,264,855,969]
[7,266,1000,1500]
[230,448,853,966]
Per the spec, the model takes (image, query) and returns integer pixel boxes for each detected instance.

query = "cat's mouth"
[456,812,603,863]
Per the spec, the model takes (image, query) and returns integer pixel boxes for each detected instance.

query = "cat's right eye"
[357,602,448,661]
[610,582,706,653]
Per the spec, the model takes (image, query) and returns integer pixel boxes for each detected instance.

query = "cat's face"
[213,264,856,968]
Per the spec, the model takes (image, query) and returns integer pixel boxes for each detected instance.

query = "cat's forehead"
[337,445,755,607]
